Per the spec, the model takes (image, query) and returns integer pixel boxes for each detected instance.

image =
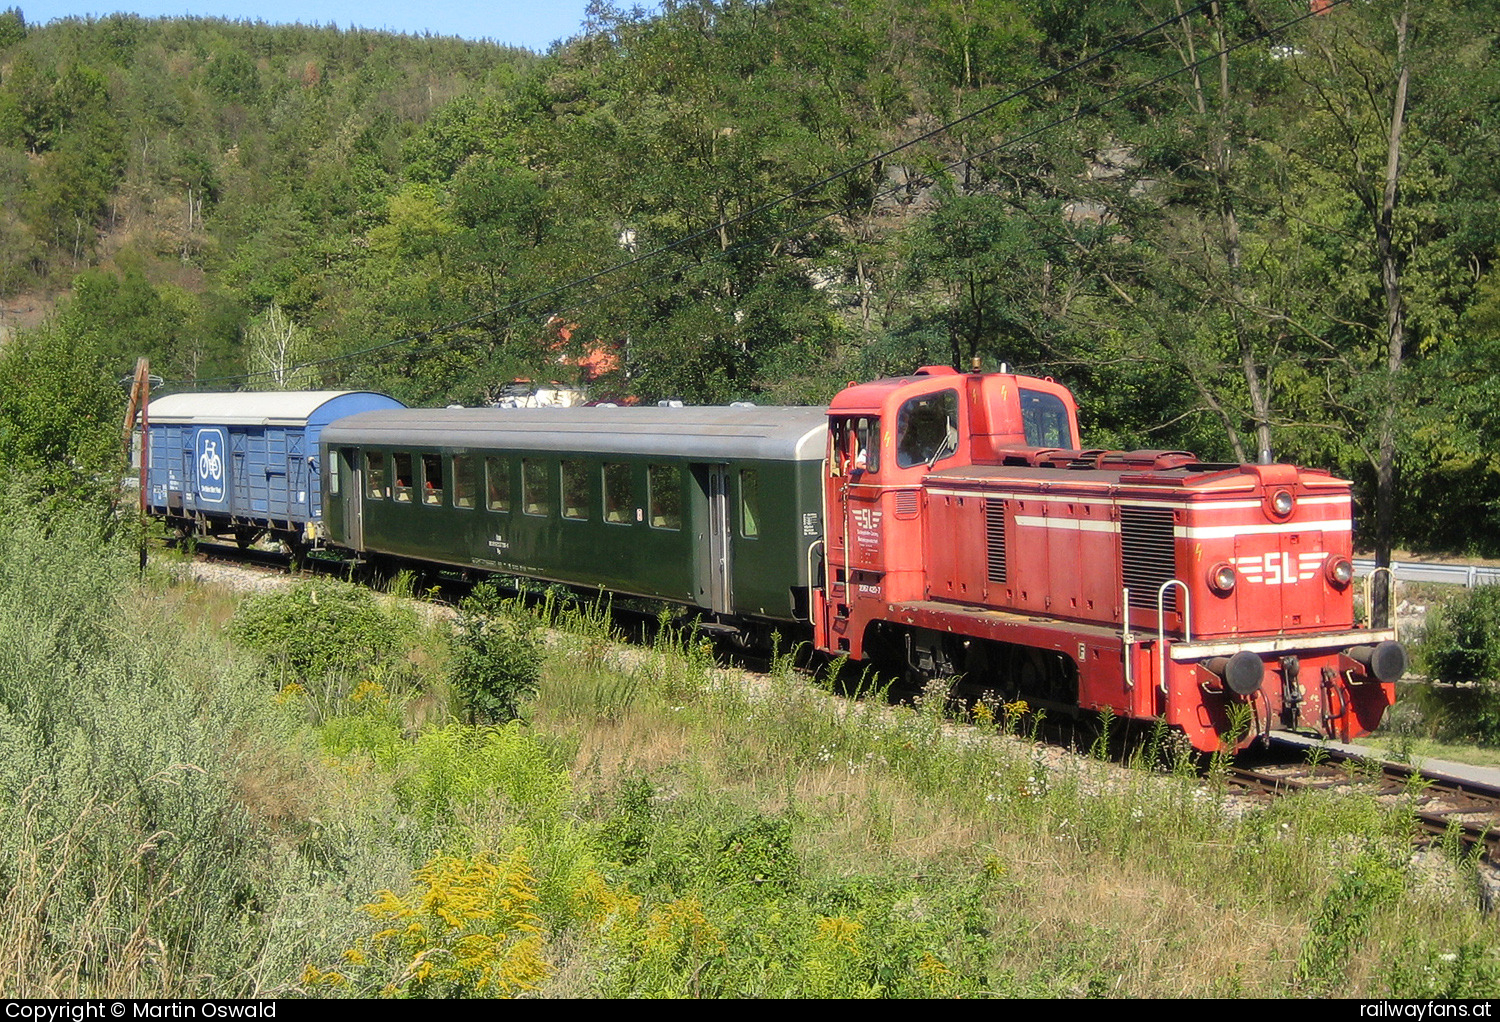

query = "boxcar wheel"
[281,534,311,570]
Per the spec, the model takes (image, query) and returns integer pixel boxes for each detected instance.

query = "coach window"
[740,469,760,538]
[485,458,511,513]
[830,416,880,477]
[603,463,633,524]
[648,464,681,530]
[365,451,386,499]
[523,459,553,517]
[421,453,444,505]
[393,453,415,502]
[561,460,589,520]
[452,455,477,509]
[1020,389,1072,448]
[896,390,959,469]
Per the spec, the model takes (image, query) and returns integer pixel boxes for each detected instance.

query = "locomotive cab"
[814,365,1402,752]
[822,365,1081,622]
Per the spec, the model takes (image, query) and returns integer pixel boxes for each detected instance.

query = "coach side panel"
[325,442,818,621]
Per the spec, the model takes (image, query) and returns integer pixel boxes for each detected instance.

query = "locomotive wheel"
[1015,648,1079,707]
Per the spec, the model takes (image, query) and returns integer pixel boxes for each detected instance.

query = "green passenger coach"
[319,406,829,624]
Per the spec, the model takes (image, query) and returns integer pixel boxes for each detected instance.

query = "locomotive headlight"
[1325,556,1355,588]
[1271,489,1295,516]
[1208,562,1237,595]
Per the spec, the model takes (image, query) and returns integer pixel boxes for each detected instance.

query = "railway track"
[1230,741,1500,859]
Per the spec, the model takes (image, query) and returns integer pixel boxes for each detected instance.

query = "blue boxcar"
[145,390,405,549]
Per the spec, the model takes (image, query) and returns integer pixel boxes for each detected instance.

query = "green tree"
[0,319,122,503]
[1276,0,1498,617]
[0,7,26,48]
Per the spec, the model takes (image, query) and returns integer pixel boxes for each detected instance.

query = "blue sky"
[15,1,608,51]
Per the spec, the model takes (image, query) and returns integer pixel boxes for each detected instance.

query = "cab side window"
[895,390,958,468]
[830,416,881,476]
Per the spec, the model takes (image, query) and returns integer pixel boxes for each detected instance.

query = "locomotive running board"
[1167,628,1399,660]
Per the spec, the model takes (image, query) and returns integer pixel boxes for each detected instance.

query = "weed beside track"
[32,530,1495,997]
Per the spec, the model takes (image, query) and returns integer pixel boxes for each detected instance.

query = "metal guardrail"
[1353,558,1500,587]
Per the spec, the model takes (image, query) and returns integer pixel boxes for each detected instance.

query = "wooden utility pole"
[122,357,151,573]
[122,357,151,513]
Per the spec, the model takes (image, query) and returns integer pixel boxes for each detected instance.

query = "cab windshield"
[1020,389,1072,448]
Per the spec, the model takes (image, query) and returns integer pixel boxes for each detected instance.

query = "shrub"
[1418,586,1500,683]
[449,583,542,724]
[229,580,409,684]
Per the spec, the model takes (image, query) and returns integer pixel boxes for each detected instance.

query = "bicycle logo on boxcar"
[195,428,227,504]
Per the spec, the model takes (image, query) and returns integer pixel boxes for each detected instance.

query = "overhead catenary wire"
[174,0,1343,389]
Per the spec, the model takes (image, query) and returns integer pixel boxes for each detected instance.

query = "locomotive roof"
[147,391,399,426]
[321,405,829,462]
[927,460,1348,494]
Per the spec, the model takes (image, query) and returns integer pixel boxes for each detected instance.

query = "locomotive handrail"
[819,455,840,605]
[839,481,851,600]
[1156,580,1191,699]
[805,539,825,620]
[1121,587,1134,692]
[838,480,905,493]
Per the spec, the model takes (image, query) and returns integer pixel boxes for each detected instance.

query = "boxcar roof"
[321,405,829,462]
[148,391,398,426]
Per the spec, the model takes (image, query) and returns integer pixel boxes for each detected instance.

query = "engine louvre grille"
[1120,506,1177,610]
[985,499,1007,584]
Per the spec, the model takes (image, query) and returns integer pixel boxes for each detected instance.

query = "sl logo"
[851,508,883,530]
[1233,552,1327,585]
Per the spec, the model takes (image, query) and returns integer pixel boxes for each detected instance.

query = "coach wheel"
[234,526,262,551]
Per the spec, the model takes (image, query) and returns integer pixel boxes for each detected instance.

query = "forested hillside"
[0,0,1498,554]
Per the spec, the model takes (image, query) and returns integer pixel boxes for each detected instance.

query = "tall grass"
[7,499,1495,997]
[0,496,290,995]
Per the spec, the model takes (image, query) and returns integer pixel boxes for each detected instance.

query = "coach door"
[690,464,732,615]
[337,447,364,550]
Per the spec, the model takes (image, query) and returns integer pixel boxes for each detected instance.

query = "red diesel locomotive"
[813,365,1404,751]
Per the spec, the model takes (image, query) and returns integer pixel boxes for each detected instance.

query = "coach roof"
[147,391,397,427]
[321,405,829,462]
